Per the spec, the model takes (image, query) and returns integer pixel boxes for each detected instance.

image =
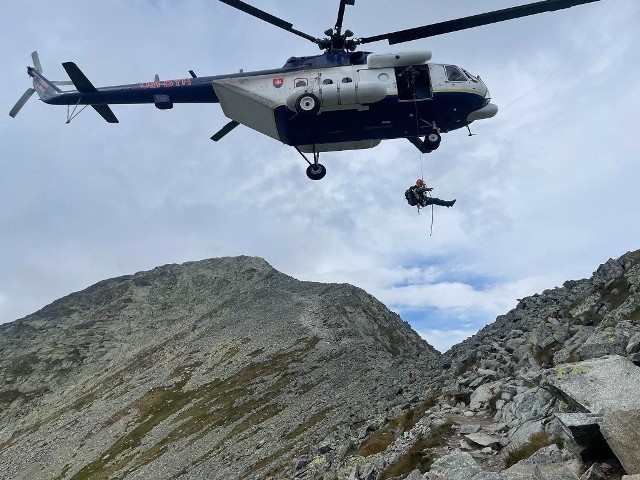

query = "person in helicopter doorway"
[405,179,456,208]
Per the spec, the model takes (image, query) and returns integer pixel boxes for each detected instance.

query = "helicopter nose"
[468,103,498,122]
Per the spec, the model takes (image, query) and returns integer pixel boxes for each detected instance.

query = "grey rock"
[627,333,640,354]
[555,413,605,453]
[403,469,425,480]
[459,424,482,434]
[538,356,640,414]
[579,463,606,480]
[427,451,483,479]
[505,462,581,480]
[599,409,640,475]
[470,384,494,410]
[518,444,568,465]
[507,420,545,451]
[464,433,501,448]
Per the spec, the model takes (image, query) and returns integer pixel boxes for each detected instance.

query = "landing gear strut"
[296,146,326,180]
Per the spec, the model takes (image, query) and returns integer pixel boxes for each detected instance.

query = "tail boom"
[29,67,62,102]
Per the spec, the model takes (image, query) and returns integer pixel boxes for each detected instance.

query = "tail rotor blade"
[31,51,43,73]
[9,88,36,118]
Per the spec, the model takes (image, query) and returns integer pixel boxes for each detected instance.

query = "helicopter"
[10,0,601,180]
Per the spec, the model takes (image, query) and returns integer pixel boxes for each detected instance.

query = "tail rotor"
[9,88,36,118]
[9,51,72,118]
[31,51,43,73]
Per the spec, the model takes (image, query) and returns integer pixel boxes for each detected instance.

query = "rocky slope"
[339,250,640,480]
[2,250,640,480]
[0,256,441,479]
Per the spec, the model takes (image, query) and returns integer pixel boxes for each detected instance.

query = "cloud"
[417,328,478,353]
[1,0,638,347]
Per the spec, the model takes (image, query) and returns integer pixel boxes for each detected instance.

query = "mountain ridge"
[0,256,441,479]
[1,251,640,479]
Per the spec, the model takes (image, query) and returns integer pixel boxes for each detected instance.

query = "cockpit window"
[445,65,467,82]
[462,68,479,83]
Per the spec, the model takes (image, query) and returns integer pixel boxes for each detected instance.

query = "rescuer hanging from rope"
[404,179,456,209]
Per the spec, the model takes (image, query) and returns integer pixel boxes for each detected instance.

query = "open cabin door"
[395,65,432,101]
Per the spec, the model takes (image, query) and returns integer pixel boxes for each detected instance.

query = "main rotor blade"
[359,0,601,45]
[31,51,43,72]
[9,88,35,118]
[335,0,355,33]
[219,0,319,44]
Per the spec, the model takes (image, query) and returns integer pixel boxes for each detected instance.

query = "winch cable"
[413,99,435,236]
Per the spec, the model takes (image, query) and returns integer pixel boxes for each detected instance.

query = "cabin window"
[341,77,353,83]
[462,68,479,83]
[445,66,467,82]
[322,79,334,85]
[295,78,308,87]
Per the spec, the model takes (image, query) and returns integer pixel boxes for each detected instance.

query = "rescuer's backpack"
[405,187,419,207]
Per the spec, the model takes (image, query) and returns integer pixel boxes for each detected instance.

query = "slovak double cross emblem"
[272,77,284,88]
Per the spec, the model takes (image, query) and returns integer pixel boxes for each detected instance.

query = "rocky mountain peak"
[2,250,640,480]
[0,256,440,479]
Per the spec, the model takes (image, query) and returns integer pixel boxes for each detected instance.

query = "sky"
[1,0,639,352]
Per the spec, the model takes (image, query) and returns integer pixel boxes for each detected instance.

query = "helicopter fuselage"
[32,50,497,153]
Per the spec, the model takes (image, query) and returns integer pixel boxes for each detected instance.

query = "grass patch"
[505,432,564,468]
[70,337,321,479]
[379,437,435,480]
[354,395,439,457]
[378,420,454,480]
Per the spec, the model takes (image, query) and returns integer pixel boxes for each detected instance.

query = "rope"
[412,97,434,236]
[429,192,434,236]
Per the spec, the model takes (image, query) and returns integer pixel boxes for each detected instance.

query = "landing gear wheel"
[296,93,321,115]
[425,131,441,150]
[306,163,326,180]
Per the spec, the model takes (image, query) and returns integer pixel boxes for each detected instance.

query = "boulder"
[518,444,568,465]
[507,420,545,451]
[538,356,640,414]
[470,384,494,410]
[626,333,640,354]
[599,409,640,475]
[426,450,483,479]
[459,424,482,434]
[555,413,604,447]
[464,433,501,448]
[425,451,504,479]
[504,462,581,480]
